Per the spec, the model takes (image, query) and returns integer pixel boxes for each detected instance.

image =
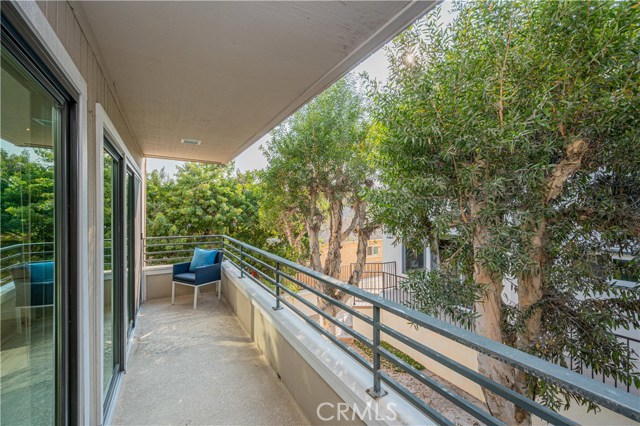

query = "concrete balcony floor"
[113,294,308,426]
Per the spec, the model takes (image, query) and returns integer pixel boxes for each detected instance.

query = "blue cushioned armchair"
[172,250,223,309]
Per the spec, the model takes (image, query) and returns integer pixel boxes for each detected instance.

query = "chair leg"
[26,309,31,341]
[16,307,22,334]
[171,282,176,305]
[217,281,221,300]
[193,286,199,310]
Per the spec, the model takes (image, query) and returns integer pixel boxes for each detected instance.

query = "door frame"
[96,104,142,424]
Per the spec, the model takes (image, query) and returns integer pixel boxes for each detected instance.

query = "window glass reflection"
[0,45,59,426]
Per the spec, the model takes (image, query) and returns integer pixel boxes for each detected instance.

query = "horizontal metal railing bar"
[145,241,222,249]
[144,248,214,256]
[223,249,240,263]
[278,283,373,346]
[0,242,54,252]
[378,323,577,425]
[226,258,276,296]
[379,346,504,426]
[278,269,374,326]
[243,260,278,287]
[144,235,222,240]
[379,371,454,426]
[144,256,193,264]
[622,335,640,344]
[276,294,373,372]
[235,249,278,274]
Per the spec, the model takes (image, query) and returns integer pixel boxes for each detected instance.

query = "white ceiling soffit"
[78,1,437,164]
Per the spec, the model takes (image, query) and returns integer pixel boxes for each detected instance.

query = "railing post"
[367,305,387,399]
[239,245,245,278]
[273,261,283,311]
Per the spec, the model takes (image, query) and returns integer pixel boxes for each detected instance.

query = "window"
[0,25,72,425]
[403,245,425,272]
[367,245,379,256]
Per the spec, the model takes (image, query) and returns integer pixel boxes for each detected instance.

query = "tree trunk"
[348,200,372,286]
[324,197,343,278]
[471,202,528,425]
[512,139,587,406]
[306,191,323,272]
[516,220,545,351]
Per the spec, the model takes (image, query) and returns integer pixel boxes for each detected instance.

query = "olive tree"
[371,1,639,423]
[261,76,377,322]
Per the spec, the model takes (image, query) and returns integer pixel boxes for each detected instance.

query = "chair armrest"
[194,263,221,285]
[173,262,191,276]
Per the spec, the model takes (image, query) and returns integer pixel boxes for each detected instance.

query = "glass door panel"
[0,44,60,426]
[103,145,121,404]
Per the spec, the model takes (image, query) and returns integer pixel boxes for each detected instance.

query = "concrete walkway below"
[112,294,309,426]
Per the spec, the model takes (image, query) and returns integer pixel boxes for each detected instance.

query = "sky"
[147,3,454,177]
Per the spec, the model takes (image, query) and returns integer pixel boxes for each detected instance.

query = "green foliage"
[0,148,54,245]
[403,269,482,330]
[371,0,640,412]
[261,76,376,271]
[146,162,271,248]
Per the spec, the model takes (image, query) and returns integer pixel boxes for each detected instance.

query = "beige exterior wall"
[320,239,384,266]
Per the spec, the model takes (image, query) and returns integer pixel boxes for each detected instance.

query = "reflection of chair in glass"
[11,261,54,337]
[172,249,223,309]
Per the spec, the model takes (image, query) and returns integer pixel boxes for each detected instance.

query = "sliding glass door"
[103,143,122,409]
[102,142,140,416]
[0,18,74,426]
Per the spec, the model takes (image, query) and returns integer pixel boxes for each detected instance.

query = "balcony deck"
[112,294,308,425]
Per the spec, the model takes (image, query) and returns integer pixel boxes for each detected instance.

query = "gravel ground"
[349,341,486,426]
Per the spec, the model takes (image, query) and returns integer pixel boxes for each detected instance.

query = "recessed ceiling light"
[181,138,201,145]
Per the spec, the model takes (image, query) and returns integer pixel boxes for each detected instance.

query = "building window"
[367,245,379,256]
[403,245,425,272]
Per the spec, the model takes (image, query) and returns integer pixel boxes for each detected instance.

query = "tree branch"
[544,139,588,204]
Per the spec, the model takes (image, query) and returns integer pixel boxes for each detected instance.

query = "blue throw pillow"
[189,248,217,272]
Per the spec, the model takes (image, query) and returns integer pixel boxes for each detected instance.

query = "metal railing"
[143,234,640,425]
[144,235,222,265]
[1,240,115,287]
[0,242,54,286]
[568,333,640,395]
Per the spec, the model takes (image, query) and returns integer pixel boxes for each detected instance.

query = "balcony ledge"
[221,262,435,426]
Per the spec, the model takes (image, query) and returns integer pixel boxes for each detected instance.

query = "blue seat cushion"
[189,248,217,272]
[173,272,196,283]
